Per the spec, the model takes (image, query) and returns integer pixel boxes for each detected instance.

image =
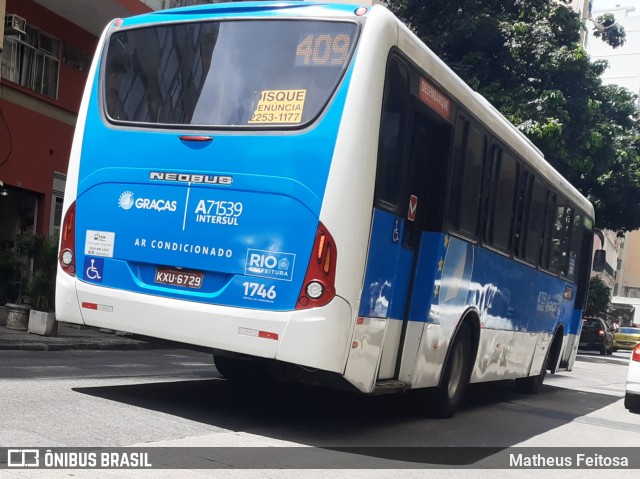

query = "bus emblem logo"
[118,191,135,210]
[245,249,295,281]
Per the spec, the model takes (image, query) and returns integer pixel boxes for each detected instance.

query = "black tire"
[606,346,613,356]
[515,362,547,394]
[428,323,473,418]
[625,393,640,412]
[213,354,275,386]
[599,344,607,355]
[213,354,248,380]
[516,338,554,394]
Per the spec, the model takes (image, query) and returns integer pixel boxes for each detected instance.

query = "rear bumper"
[627,361,640,395]
[613,340,639,350]
[56,270,354,374]
[578,340,607,351]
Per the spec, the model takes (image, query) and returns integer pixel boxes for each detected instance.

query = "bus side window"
[513,170,534,260]
[523,178,546,265]
[565,212,583,280]
[558,206,574,277]
[487,149,519,252]
[549,200,568,275]
[450,118,486,239]
[404,109,451,248]
[375,58,410,211]
[541,191,558,272]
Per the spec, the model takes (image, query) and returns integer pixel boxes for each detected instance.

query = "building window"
[1,24,60,99]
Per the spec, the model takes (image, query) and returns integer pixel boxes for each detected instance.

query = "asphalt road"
[0,347,638,478]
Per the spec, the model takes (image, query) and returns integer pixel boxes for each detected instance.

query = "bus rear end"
[56,3,364,376]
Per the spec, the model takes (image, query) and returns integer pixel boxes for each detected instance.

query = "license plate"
[155,268,204,289]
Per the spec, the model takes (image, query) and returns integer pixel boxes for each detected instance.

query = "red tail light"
[633,344,640,362]
[59,201,76,276]
[296,222,337,310]
[598,330,605,336]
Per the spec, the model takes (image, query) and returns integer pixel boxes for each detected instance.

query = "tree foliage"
[592,13,626,49]
[585,275,611,316]
[386,0,640,231]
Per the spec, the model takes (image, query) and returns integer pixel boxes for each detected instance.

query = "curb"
[0,340,159,352]
[0,333,205,352]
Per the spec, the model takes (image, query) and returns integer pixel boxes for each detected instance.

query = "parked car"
[578,317,613,355]
[613,327,640,351]
[625,343,640,412]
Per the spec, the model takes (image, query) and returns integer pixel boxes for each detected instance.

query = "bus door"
[386,105,451,381]
[358,57,413,381]
[359,56,452,384]
[363,100,451,381]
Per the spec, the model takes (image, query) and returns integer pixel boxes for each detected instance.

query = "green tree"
[386,0,640,231]
[591,13,626,49]
[585,275,611,316]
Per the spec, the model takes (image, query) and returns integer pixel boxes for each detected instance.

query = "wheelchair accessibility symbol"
[83,256,104,283]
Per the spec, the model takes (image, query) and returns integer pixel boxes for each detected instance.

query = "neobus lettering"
[149,172,233,185]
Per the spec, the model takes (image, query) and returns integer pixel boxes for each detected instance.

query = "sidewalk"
[0,321,175,351]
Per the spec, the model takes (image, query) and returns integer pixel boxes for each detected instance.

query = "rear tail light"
[633,344,640,362]
[296,222,336,310]
[598,330,605,336]
[59,201,76,276]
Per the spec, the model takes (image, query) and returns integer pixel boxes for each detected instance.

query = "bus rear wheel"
[515,346,551,394]
[213,354,272,384]
[428,323,472,418]
[515,363,546,394]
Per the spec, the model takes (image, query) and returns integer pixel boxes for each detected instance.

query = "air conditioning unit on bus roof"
[4,14,27,36]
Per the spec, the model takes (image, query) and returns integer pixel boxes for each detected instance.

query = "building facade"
[0,0,219,251]
[0,0,157,251]
[588,3,640,102]
[586,3,640,322]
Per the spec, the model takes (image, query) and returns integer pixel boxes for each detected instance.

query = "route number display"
[295,33,352,67]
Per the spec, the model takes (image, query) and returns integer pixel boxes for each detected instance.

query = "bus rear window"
[103,20,358,128]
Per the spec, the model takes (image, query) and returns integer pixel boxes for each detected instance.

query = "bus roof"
[116,1,363,28]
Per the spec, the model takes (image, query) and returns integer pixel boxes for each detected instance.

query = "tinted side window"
[451,118,486,238]
[489,150,519,251]
[566,213,583,281]
[524,178,546,265]
[550,201,568,274]
[541,192,557,272]
[558,207,574,277]
[375,58,410,210]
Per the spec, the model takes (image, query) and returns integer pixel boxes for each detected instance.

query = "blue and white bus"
[56,1,595,417]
